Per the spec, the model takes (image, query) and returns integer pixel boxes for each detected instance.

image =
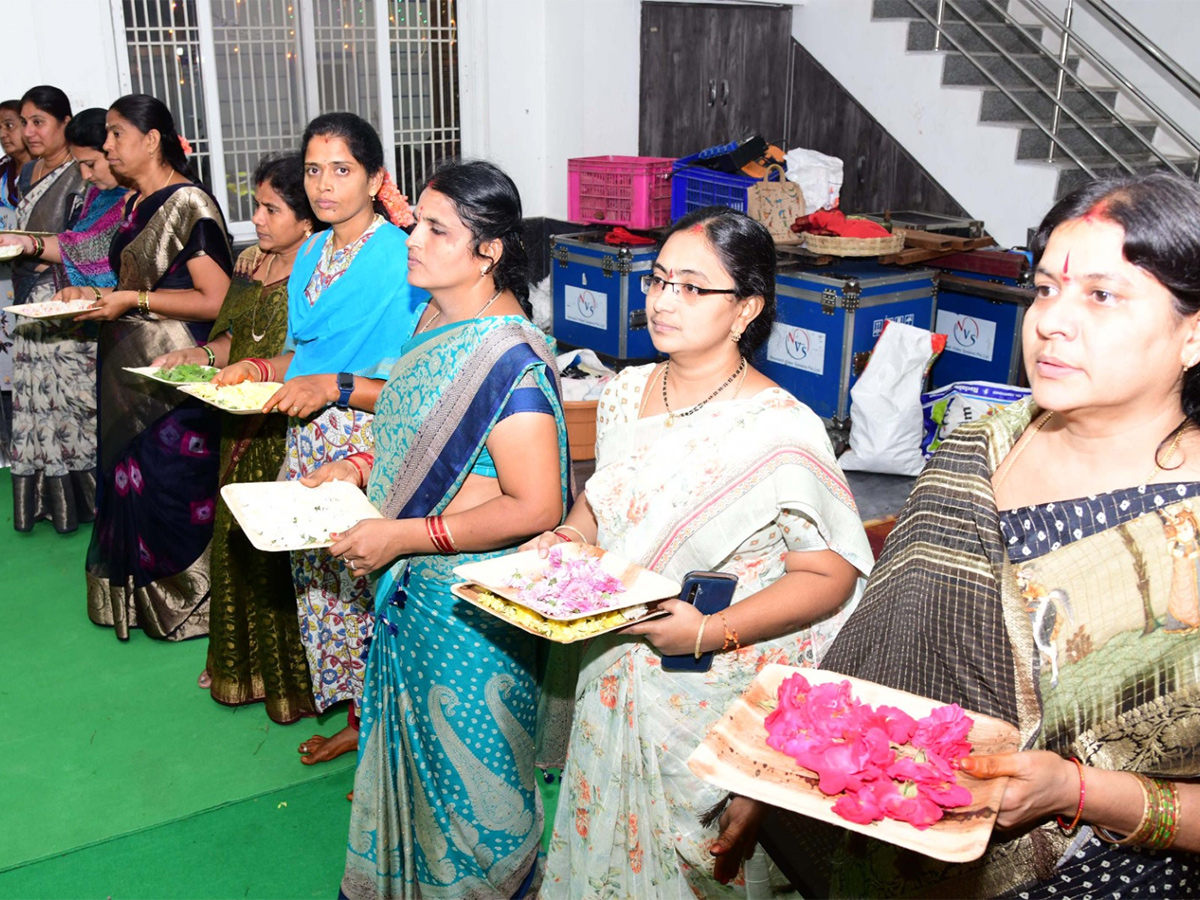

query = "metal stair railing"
[1026,0,1200,172]
[913,0,1200,180]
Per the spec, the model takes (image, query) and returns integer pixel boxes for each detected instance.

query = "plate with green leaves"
[124,364,220,385]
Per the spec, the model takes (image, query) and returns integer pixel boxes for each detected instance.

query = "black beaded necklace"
[661,356,746,426]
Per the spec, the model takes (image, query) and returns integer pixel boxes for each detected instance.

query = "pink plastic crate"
[567,156,675,229]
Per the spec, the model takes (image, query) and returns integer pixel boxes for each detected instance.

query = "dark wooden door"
[639,2,793,158]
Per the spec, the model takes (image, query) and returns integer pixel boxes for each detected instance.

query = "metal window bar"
[390,0,460,201]
[208,0,308,222]
[121,0,212,191]
[118,0,461,230]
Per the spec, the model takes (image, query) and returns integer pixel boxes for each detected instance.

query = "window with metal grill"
[115,0,460,240]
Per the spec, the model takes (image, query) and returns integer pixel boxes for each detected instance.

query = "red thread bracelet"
[1057,757,1086,832]
[552,529,573,543]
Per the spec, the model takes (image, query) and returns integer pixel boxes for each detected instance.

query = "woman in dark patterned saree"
[68,93,232,641]
[720,173,1200,899]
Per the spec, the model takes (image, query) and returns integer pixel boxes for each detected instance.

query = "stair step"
[874,0,1012,24]
[943,51,1079,89]
[907,20,1044,53]
[980,87,1119,124]
[1053,159,1198,199]
[1016,122,1158,161]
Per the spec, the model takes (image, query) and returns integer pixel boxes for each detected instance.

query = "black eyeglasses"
[640,273,737,300]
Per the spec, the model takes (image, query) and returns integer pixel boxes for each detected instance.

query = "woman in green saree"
[155,153,322,722]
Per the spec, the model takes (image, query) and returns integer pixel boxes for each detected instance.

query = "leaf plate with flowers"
[687,664,1019,863]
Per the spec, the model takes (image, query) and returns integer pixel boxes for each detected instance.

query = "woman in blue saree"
[305,160,570,899]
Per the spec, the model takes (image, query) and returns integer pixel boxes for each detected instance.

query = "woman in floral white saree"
[534,208,873,898]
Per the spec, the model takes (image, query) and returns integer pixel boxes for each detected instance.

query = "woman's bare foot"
[198,669,212,689]
[297,725,359,764]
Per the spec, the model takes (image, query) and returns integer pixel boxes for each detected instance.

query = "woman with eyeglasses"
[528,207,872,897]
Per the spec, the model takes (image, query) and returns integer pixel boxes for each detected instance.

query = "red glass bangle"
[1057,757,1086,833]
[344,454,368,487]
[425,515,455,554]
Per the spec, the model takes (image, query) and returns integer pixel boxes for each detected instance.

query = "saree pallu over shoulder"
[285,224,423,380]
[371,317,567,524]
[111,183,232,290]
[343,316,568,900]
[12,159,83,302]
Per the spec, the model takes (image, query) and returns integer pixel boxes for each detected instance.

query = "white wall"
[459,0,641,219]
[0,1,123,114]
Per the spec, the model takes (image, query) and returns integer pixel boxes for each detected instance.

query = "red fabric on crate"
[791,209,891,238]
[605,227,657,246]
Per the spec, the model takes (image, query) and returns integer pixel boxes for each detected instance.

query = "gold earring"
[481,263,493,275]
[730,329,743,343]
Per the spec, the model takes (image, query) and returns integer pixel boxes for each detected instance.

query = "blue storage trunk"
[928,252,1034,388]
[550,231,660,362]
[756,261,937,424]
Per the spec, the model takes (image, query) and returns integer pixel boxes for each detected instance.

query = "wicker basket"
[800,232,905,257]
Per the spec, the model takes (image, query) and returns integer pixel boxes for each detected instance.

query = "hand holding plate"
[73,289,137,321]
[328,518,402,577]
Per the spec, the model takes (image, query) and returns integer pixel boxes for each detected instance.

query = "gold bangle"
[694,615,711,660]
[137,290,150,312]
[1095,773,1177,848]
[90,286,102,303]
[556,524,588,545]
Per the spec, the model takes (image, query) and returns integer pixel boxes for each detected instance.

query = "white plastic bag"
[839,322,946,476]
[529,275,552,333]
[556,348,615,402]
[783,147,844,212]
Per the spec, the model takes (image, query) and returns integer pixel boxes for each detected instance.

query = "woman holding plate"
[525,206,873,898]
[721,173,1200,899]
[302,159,570,899]
[2,108,127,534]
[55,93,233,641]
[154,152,323,723]
[214,112,423,760]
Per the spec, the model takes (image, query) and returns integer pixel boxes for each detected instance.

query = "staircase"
[873,0,1200,202]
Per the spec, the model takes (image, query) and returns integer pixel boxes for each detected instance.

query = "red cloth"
[791,209,891,238]
[604,227,657,246]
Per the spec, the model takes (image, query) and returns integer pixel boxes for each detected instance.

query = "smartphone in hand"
[660,570,738,672]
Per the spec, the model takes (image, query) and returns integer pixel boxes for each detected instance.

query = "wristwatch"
[336,372,355,409]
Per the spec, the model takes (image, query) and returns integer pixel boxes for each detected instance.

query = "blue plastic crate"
[669,161,782,221]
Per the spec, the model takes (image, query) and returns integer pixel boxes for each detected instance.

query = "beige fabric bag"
[746,163,805,244]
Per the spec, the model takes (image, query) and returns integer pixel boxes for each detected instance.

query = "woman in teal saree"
[305,160,569,899]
